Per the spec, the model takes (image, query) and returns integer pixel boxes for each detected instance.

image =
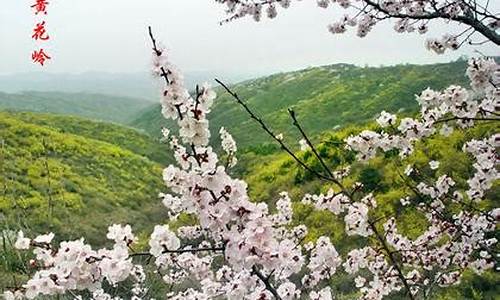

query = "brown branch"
[369,222,416,300]
[434,116,499,124]
[288,108,346,191]
[215,78,335,183]
[252,266,282,300]
[398,173,500,264]
[363,0,500,45]
[130,245,225,258]
[148,26,162,56]
[148,26,172,85]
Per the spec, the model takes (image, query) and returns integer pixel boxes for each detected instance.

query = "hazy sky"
[1,0,498,75]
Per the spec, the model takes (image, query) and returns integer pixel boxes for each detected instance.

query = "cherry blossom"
[214,0,500,51]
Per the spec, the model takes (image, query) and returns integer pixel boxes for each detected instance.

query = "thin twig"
[215,78,335,183]
[434,116,499,124]
[130,245,225,258]
[41,139,53,220]
[252,266,281,300]
[369,222,416,300]
[288,108,346,191]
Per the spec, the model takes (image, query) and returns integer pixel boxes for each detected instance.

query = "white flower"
[440,124,453,137]
[309,287,333,300]
[98,246,133,285]
[429,160,440,170]
[2,290,24,300]
[106,224,135,247]
[425,38,446,54]
[376,111,396,127]
[317,0,330,9]
[404,164,413,176]
[161,127,170,139]
[400,196,411,206]
[33,233,54,244]
[355,275,366,287]
[345,203,372,237]
[220,127,237,164]
[277,281,300,300]
[299,139,309,151]
[307,236,341,284]
[328,22,347,34]
[266,4,278,18]
[149,225,180,258]
[14,231,31,250]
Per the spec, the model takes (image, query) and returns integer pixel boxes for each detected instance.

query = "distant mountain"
[131,60,469,148]
[0,70,260,99]
[0,91,153,124]
[0,72,156,99]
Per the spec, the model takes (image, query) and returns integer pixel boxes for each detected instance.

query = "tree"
[3,5,499,300]
[215,0,500,52]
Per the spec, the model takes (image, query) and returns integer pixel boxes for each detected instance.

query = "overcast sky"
[0,0,498,76]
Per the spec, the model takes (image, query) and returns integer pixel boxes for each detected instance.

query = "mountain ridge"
[132,59,470,148]
[0,91,153,125]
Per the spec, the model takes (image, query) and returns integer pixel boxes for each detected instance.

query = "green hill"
[0,111,168,247]
[131,60,469,148]
[0,91,153,125]
[7,112,171,165]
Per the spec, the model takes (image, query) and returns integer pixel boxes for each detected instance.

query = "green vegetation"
[0,111,169,246]
[132,60,469,148]
[0,111,176,290]
[0,91,153,124]
[8,112,171,165]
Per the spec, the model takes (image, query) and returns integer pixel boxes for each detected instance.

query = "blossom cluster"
[214,0,499,53]
[6,226,142,299]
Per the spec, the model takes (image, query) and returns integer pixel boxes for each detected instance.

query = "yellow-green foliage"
[0,112,169,245]
[9,111,172,165]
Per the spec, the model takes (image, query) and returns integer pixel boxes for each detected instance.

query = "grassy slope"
[131,60,468,148]
[0,111,168,247]
[8,112,171,165]
[0,91,153,124]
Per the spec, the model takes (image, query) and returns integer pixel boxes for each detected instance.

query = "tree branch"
[252,266,282,300]
[288,108,346,191]
[215,78,335,183]
[369,222,416,300]
[363,0,500,45]
[130,245,225,258]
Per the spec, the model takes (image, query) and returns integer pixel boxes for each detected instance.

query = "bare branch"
[252,266,282,300]
[215,78,336,183]
[288,108,346,191]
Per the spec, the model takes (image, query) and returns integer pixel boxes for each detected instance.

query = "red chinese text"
[32,21,50,41]
[31,0,49,15]
[32,49,51,66]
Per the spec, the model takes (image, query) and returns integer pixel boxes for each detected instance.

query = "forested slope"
[0,91,153,124]
[132,60,469,148]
